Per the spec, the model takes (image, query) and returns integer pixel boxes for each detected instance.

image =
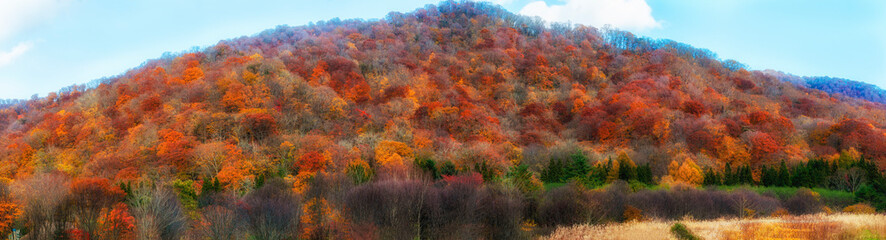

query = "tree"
[565,153,590,180]
[0,202,19,236]
[748,132,781,165]
[222,82,247,112]
[504,164,542,195]
[68,178,126,238]
[99,203,135,240]
[296,151,328,173]
[241,112,277,141]
[671,159,703,185]
[616,152,637,181]
[374,140,413,167]
[681,100,707,117]
[157,129,196,173]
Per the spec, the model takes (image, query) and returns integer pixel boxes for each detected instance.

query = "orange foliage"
[182,66,204,83]
[99,203,136,240]
[0,202,20,234]
[222,82,247,111]
[157,129,196,172]
[296,151,328,173]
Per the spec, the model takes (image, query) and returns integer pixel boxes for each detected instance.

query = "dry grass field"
[545,214,886,240]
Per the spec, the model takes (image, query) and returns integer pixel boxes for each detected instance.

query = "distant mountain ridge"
[765,70,886,104]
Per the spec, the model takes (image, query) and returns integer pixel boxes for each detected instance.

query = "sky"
[0,0,884,99]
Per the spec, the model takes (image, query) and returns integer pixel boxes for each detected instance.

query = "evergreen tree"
[636,163,654,185]
[777,160,791,187]
[738,165,754,185]
[761,165,776,186]
[616,153,637,181]
[702,168,721,186]
[565,153,591,180]
[723,163,733,185]
[541,158,567,182]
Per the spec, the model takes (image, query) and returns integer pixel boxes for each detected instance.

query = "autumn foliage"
[0,1,884,239]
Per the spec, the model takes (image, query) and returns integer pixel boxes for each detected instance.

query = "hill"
[2,2,884,181]
[1,1,886,238]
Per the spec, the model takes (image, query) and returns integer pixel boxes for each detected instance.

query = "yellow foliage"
[249,53,263,61]
[375,140,413,167]
[242,70,258,84]
[842,203,876,214]
[717,136,750,165]
[291,171,314,195]
[671,159,703,185]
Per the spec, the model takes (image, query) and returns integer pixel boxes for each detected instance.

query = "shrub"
[670,223,700,240]
[627,186,780,220]
[238,179,301,240]
[771,208,790,217]
[199,205,243,240]
[504,164,542,196]
[344,180,426,239]
[623,205,643,221]
[423,179,482,239]
[538,186,589,227]
[784,188,822,215]
[843,203,876,214]
[130,187,189,240]
[477,186,526,239]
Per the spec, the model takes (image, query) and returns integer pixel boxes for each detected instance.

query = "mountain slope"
[1,1,885,187]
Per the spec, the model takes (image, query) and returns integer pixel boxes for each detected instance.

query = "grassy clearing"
[545,213,886,240]
[544,182,567,190]
[715,185,856,207]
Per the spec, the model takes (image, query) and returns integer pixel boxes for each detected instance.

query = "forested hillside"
[1,1,885,238]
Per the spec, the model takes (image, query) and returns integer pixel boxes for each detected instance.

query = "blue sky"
[0,0,883,99]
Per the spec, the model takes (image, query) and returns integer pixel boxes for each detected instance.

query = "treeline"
[2,169,864,239]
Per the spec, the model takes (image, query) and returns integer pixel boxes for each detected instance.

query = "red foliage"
[296,151,327,173]
[828,118,886,161]
[732,77,756,90]
[681,100,707,116]
[101,203,136,240]
[442,172,484,187]
[749,132,781,165]
[241,112,277,140]
[69,177,126,210]
[140,95,162,112]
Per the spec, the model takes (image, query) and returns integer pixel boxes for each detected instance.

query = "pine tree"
[565,153,591,180]
[777,160,791,187]
[616,153,637,181]
[702,168,721,186]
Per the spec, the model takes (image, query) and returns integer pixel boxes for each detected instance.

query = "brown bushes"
[627,186,780,220]
[784,188,822,215]
[344,179,529,239]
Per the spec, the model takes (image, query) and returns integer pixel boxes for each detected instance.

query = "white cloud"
[518,0,660,31]
[0,0,69,67]
[0,41,33,67]
[484,0,515,5]
[0,0,70,40]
